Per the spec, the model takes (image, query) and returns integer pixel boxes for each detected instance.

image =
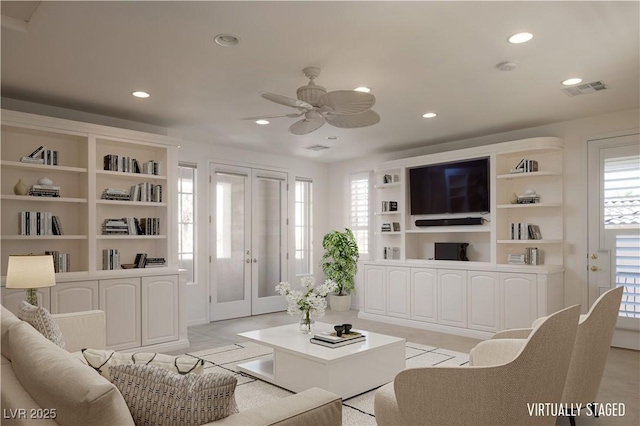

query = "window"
[350,172,370,259]
[604,155,640,318]
[216,182,232,259]
[295,178,313,275]
[178,164,196,283]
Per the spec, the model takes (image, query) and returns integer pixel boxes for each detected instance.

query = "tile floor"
[170,309,640,426]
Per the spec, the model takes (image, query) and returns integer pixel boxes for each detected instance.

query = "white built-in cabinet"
[438,269,467,328]
[361,136,565,339]
[0,110,187,353]
[362,263,562,339]
[410,268,437,323]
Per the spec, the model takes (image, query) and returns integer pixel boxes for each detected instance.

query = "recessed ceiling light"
[354,87,371,93]
[327,136,338,140]
[422,112,437,118]
[132,91,150,98]
[562,78,583,86]
[508,32,533,44]
[255,119,269,125]
[214,34,239,47]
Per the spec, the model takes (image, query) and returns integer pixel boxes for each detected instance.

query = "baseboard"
[119,337,190,354]
[357,311,493,340]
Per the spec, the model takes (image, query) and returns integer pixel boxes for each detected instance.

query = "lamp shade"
[6,255,56,289]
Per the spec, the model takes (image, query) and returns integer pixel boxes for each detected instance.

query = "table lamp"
[6,255,56,306]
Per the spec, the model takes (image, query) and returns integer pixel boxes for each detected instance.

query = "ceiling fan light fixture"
[508,32,533,44]
[562,78,583,86]
[214,34,239,47]
[422,112,437,118]
[255,119,269,125]
[354,87,371,93]
[132,91,150,98]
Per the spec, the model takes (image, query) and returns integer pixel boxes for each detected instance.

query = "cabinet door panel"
[386,267,410,318]
[50,281,99,314]
[141,275,179,346]
[500,273,537,330]
[1,288,50,314]
[411,268,437,323]
[99,278,141,350]
[438,269,467,327]
[468,271,499,332]
[364,265,386,315]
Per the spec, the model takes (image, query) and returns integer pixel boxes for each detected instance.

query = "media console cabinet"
[360,137,565,339]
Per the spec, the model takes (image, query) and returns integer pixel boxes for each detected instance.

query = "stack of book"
[18,211,62,235]
[145,257,166,268]
[310,330,366,348]
[45,251,70,272]
[101,188,131,201]
[381,223,392,232]
[103,249,120,270]
[22,146,58,165]
[130,182,163,202]
[102,218,130,235]
[29,184,60,197]
[509,223,542,240]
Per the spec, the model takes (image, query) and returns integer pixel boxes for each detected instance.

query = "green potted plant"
[320,228,359,311]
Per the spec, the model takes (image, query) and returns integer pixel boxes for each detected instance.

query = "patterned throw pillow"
[111,364,239,425]
[17,301,66,349]
[81,348,205,381]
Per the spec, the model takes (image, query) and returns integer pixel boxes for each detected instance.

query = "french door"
[209,164,288,321]
[587,131,640,349]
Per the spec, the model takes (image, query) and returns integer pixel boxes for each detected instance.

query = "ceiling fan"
[244,67,380,135]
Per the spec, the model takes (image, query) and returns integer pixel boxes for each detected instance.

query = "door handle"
[253,258,258,263]
[246,259,251,263]
[590,265,601,272]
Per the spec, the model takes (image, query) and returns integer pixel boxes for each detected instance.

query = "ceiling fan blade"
[289,118,326,135]
[325,110,380,129]
[260,92,313,110]
[241,112,304,120]
[318,90,376,115]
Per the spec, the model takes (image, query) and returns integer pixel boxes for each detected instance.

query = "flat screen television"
[409,157,490,215]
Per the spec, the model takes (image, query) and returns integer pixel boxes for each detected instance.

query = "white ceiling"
[2,1,638,162]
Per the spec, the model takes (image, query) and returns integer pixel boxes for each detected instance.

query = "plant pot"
[329,294,351,311]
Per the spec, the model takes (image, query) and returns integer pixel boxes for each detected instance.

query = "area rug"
[183,341,469,425]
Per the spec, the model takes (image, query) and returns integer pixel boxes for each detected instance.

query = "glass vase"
[299,309,315,334]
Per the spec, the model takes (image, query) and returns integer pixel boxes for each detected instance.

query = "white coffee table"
[237,322,406,398]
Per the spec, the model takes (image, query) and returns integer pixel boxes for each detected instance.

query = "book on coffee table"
[310,336,366,348]
[312,331,365,343]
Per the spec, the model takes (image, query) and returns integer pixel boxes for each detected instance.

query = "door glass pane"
[604,155,640,317]
[256,177,282,298]
[216,173,246,303]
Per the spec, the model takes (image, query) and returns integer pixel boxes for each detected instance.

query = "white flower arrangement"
[275,276,337,318]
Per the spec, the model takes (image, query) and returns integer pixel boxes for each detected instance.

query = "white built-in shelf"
[374,182,401,189]
[97,235,167,240]
[497,239,563,244]
[1,195,87,203]
[496,203,563,209]
[96,200,166,207]
[96,170,167,180]
[1,235,87,240]
[0,160,87,174]
[376,231,401,235]
[496,171,561,180]
[406,227,491,234]
[375,211,401,216]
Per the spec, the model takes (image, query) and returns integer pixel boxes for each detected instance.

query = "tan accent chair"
[374,305,580,426]
[488,286,624,426]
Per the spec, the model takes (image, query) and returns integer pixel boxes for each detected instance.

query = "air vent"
[306,145,331,151]
[561,81,608,97]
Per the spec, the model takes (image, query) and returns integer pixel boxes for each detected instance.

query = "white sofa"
[0,305,342,425]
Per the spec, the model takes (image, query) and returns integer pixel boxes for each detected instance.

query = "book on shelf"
[312,331,364,343]
[310,336,366,348]
[27,145,45,158]
[134,253,148,268]
[45,251,70,272]
[19,211,54,235]
[102,249,121,270]
[20,156,45,164]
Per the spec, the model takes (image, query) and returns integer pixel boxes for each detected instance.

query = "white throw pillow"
[17,301,66,349]
[111,363,239,425]
[81,348,204,380]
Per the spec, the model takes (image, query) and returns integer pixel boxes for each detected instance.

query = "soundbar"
[415,217,484,227]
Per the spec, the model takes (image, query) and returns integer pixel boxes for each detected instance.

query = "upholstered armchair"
[374,305,580,426]
[488,286,624,425]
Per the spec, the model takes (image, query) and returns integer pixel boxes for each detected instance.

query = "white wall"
[177,139,330,325]
[327,108,640,311]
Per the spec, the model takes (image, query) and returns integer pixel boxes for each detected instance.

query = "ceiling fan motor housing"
[297,83,326,107]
